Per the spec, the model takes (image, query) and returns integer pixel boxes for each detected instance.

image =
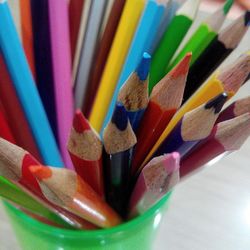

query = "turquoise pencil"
[101,0,166,133]
[0,1,63,167]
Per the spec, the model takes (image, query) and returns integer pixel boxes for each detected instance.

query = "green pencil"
[149,0,200,93]
[0,177,71,228]
[167,0,234,72]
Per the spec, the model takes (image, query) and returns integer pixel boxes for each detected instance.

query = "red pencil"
[0,102,15,143]
[180,113,250,178]
[0,54,41,160]
[67,110,104,197]
[0,138,96,229]
[132,53,191,173]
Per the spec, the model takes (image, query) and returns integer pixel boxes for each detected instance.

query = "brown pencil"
[83,0,126,116]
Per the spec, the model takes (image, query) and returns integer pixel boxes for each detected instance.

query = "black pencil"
[182,11,250,103]
[103,102,137,216]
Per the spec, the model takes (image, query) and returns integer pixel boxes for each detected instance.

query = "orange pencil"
[30,165,122,228]
[132,53,191,173]
[67,110,104,197]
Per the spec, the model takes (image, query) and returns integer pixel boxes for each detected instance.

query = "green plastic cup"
[4,192,171,250]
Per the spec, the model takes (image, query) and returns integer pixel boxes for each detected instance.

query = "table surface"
[0,11,250,250]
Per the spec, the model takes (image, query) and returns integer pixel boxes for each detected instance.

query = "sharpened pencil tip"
[223,0,234,15]
[171,52,192,77]
[136,52,151,81]
[163,152,180,173]
[205,92,228,114]
[111,103,129,131]
[245,11,250,26]
[73,109,91,133]
[29,165,52,180]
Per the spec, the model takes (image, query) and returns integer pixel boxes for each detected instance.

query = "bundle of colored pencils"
[0,0,250,231]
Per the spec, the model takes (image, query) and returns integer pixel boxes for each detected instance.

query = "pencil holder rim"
[3,192,171,237]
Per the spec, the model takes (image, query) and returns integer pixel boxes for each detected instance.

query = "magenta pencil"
[129,152,180,218]
[48,0,74,169]
[216,96,250,123]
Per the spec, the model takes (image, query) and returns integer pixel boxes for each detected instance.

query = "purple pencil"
[147,93,228,162]
[129,152,180,218]
[48,0,74,169]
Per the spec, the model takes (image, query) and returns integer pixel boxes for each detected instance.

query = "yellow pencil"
[141,52,250,166]
[89,0,145,132]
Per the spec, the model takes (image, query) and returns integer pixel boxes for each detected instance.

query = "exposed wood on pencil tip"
[234,96,250,116]
[219,52,250,93]
[104,104,137,154]
[73,110,91,133]
[177,0,200,18]
[136,52,151,81]
[182,93,227,141]
[205,93,228,114]
[216,113,250,150]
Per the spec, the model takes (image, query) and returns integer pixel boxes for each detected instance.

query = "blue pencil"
[151,93,227,160]
[0,1,63,167]
[116,53,151,132]
[101,0,166,133]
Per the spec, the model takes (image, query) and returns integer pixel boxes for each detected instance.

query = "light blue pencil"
[0,1,63,167]
[101,0,166,134]
[150,0,186,54]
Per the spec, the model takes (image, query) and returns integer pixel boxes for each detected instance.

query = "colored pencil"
[151,0,188,53]
[30,165,122,228]
[0,52,41,160]
[20,0,36,77]
[69,0,85,63]
[30,0,57,138]
[8,0,21,38]
[167,0,234,71]
[116,53,151,132]
[83,0,126,116]
[216,96,250,123]
[99,0,115,38]
[0,138,96,229]
[129,153,180,217]
[103,103,137,216]
[89,0,145,132]
[72,0,92,84]
[67,110,104,197]
[141,52,250,167]
[0,176,72,228]
[132,53,191,173]
[48,0,74,169]
[141,93,227,169]
[74,0,106,109]
[180,113,250,178]
[183,11,250,103]
[0,102,15,143]
[102,0,166,129]
[149,0,200,92]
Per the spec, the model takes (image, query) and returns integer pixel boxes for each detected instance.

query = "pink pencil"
[48,0,74,169]
[129,152,180,218]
